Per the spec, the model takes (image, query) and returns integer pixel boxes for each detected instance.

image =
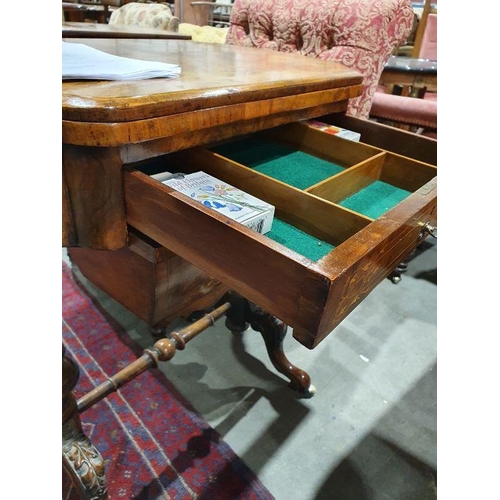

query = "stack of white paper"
[62,41,181,81]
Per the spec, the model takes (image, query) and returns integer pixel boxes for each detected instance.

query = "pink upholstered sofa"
[226,0,414,119]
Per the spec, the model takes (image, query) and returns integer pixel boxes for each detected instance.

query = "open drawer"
[124,122,437,349]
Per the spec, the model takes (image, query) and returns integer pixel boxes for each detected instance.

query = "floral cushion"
[109,2,179,32]
[226,0,414,118]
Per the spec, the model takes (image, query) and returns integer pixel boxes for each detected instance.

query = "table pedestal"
[62,346,108,500]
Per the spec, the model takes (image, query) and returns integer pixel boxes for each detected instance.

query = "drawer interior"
[138,122,436,263]
[127,121,437,348]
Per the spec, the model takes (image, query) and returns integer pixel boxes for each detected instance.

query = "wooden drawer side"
[379,152,437,192]
[306,153,386,203]
[320,113,437,165]
[264,122,382,166]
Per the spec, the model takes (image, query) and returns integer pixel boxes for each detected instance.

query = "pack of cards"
[162,171,275,234]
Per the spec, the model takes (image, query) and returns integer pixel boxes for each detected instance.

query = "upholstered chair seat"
[370,86,437,131]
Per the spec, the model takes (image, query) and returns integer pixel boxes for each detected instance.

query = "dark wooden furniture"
[62,38,436,499]
[379,55,437,94]
[62,21,191,39]
[65,0,128,23]
[62,2,89,22]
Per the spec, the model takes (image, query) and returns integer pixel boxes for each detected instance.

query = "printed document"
[62,41,181,81]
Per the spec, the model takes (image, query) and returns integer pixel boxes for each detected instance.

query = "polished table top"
[62,21,191,39]
[62,39,362,143]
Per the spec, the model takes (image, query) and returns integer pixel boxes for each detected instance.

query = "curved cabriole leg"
[224,291,315,398]
[63,346,108,500]
[248,304,316,398]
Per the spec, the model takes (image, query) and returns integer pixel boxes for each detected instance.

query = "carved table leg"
[224,291,316,397]
[63,346,108,500]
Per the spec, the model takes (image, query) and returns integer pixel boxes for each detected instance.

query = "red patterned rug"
[62,262,274,500]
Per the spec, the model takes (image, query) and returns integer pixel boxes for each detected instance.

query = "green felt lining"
[212,137,345,190]
[210,138,411,258]
[267,218,334,261]
[214,139,412,218]
[339,181,411,219]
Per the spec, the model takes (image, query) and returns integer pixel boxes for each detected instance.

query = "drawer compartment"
[124,122,437,349]
[68,228,227,328]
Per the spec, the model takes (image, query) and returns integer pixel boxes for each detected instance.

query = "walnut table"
[62,39,436,499]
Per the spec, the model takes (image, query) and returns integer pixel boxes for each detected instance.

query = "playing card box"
[162,171,275,234]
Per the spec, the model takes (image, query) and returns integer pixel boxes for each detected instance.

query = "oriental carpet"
[62,262,274,499]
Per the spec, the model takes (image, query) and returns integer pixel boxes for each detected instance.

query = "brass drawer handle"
[421,222,437,239]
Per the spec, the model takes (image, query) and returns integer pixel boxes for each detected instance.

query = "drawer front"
[293,181,437,348]
[124,170,311,327]
[124,123,437,348]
